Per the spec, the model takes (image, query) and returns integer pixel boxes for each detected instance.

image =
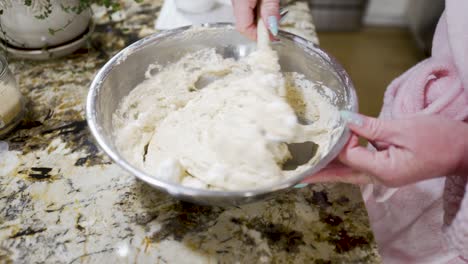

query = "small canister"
[0,54,25,138]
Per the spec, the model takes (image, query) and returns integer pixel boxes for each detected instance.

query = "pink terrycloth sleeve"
[445,0,468,102]
[442,0,468,259]
[444,176,468,259]
[363,1,468,260]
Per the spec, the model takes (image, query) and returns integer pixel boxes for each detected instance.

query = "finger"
[260,0,280,36]
[322,159,347,169]
[303,165,372,185]
[339,144,405,186]
[340,111,399,142]
[302,135,372,185]
[368,140,391,151]
[348,133,360,147]
[232,0,258,40]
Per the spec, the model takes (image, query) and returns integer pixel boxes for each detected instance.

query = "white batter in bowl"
[113,27,341,191]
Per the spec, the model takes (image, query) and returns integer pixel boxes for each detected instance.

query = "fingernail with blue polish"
[340,110,363,126]
[294,183,308,189]
[268,16,279,36]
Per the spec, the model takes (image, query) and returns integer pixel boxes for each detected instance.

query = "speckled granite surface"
[0,1,381,263]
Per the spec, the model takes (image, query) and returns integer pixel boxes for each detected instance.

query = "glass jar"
[0,55,25,138]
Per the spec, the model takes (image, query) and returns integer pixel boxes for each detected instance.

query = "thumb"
[339,111,398,142]
[302,161,372,185]
[260,0,280,36]
[339,142,407,187]
[338,111,403,184]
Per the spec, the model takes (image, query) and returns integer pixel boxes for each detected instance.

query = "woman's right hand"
[231,0,280,40]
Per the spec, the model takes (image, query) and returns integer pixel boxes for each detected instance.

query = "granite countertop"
[0,1,381,263]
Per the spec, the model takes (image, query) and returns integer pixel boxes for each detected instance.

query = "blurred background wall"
[308,0,444,117]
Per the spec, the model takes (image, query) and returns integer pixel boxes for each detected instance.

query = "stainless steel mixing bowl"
[86,24,358,206]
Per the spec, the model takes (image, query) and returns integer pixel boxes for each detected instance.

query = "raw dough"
[113,28,340,191]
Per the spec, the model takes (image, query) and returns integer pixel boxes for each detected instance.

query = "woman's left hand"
[303,112,468,187]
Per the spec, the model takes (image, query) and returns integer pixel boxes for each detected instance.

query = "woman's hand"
[231,0,280,39]
[304,112,468,187]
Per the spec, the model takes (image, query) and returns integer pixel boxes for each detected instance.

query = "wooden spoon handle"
[256,0,270,50]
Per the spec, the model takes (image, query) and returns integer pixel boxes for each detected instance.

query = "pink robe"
[363,0,468,262]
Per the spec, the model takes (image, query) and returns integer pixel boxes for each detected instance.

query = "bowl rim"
[86,23,358,200]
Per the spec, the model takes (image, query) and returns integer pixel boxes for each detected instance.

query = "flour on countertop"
[113,45,340,191]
